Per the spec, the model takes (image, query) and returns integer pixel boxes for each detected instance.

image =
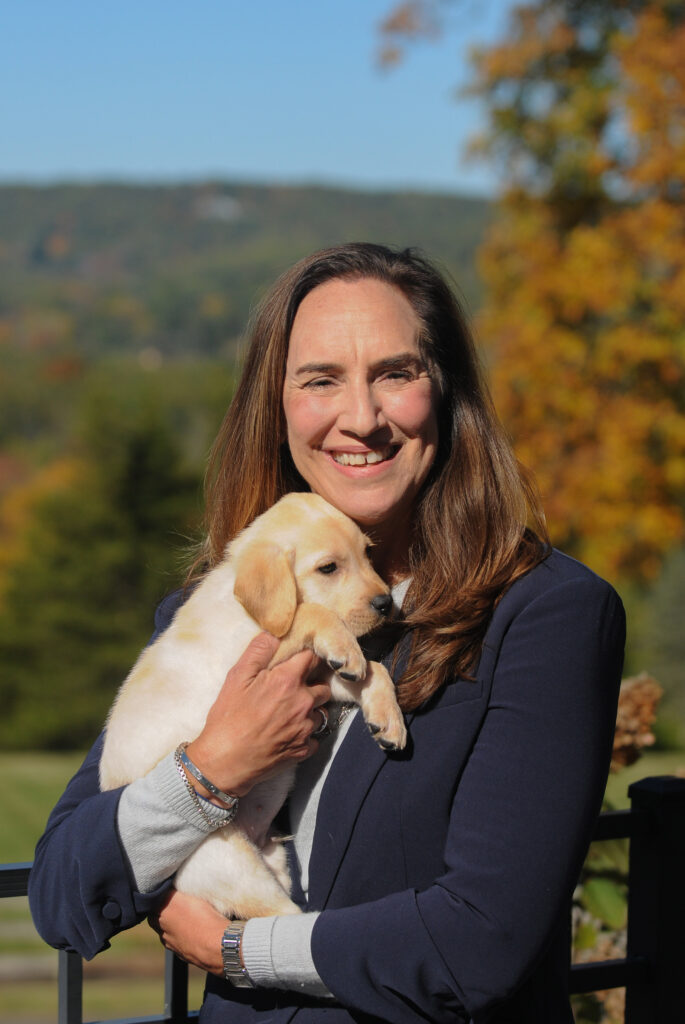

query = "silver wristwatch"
[221,922,254,988]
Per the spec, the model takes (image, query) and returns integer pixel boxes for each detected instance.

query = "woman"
[29,243,625,1023]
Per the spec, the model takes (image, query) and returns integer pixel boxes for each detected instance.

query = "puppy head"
[232,493,392,638]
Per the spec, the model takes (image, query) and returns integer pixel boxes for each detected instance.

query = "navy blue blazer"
[29,549,625,1023]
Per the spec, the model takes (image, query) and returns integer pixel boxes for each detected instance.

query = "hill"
[0,181,489,361]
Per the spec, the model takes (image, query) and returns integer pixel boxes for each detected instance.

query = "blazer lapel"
[306,632,414,910]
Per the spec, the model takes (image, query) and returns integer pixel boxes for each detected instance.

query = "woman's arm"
[149,891,332,997]
[28,629,330,959]
[310,575,625,1023]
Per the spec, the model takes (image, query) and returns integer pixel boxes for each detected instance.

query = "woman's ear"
[233,541,297,637]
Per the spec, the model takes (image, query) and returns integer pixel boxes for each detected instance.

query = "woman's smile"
[327,444,398,468]
[282,277,439,575]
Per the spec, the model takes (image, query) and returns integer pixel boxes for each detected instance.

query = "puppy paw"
[362,698,407,751]
[316,635,366,682]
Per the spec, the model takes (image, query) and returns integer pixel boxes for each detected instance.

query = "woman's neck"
[367,524,412,588]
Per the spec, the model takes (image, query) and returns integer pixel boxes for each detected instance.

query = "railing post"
[164,950,189,1022]
[624,776,685,1023]
[58,949,83,1024]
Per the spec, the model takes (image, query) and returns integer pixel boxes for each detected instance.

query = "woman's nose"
[337,384,385,436]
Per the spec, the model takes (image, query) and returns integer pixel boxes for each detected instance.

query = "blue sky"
[3,0,514,196]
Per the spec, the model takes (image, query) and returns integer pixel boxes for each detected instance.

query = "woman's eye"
[381,369,413,383]
[304,376,335,389]
[318,562,337,575]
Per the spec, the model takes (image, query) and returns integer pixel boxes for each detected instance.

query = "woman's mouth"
[329,445,398,467]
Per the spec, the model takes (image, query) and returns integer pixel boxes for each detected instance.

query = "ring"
[312,706,329,737]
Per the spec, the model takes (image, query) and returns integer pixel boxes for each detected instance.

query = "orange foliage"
[379,0,685,580]
[470,0,685,582]
[376,0,441,66]
[0,458,85,598]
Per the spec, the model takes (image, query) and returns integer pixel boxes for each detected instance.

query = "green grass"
[0,751,85,863]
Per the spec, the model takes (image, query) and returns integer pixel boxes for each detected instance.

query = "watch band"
[222,922,254,988]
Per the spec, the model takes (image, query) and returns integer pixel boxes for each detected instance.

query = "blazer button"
[102,900,121,921]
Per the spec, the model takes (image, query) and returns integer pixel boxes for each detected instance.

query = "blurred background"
[1,2,683,1021]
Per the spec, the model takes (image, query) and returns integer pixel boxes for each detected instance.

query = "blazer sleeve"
[28,590,184,960]
[311,575,625,1023]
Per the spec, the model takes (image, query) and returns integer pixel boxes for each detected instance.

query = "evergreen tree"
[0,383,200,749]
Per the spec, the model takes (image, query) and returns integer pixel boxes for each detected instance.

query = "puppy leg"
[261,835,294,896]
[272,603,366,682]
[331,661,407,751]
[174,828,301,919]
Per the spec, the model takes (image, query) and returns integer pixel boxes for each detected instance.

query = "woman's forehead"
[287,277,421,363]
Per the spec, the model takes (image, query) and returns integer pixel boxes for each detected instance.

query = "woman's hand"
[185,632,331,799]
[149,889,228,976]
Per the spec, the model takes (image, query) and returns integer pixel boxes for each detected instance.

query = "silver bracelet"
[222,921,254,988]
[173,745,238,826]
[178,742,240,813]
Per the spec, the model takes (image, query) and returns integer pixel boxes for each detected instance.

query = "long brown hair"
[193,243,549,710]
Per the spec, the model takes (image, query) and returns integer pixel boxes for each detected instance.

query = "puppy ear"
[233,541,297,637]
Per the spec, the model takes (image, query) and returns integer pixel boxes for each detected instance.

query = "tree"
[380,0,685,582]
[0,380,201,749]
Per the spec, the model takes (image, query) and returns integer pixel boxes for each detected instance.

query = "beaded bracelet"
[173,744,239,827]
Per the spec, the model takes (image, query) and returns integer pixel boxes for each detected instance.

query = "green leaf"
[584,838,630,876]
[580,878,628,930]
[574,920,599,952]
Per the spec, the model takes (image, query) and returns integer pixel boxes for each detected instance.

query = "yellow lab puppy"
[100,492,406,918]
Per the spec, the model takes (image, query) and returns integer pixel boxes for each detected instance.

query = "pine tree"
[0,383,200,749]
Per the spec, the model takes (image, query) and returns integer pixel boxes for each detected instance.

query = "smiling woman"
[283,277,438,582]
[29,243,625,1024]
[198,244,552,709]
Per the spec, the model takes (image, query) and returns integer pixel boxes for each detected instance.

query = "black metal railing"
[1,862,196,1024]
[3,775,685,1023]
[569,775,685,1022]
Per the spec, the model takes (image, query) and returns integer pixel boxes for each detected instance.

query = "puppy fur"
[99,492,406,919]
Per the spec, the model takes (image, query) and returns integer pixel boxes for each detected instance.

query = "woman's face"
[282,277,439,556]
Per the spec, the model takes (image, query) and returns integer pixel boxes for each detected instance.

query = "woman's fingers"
[307,680,332,709]
[234,631,281,675]
[187,635,332,795]
[149,890,226,976]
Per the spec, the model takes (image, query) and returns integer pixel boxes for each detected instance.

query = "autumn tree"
[380,0,685,582]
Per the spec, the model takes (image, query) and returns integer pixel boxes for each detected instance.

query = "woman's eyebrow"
[292,361,343,376]
[292,353,425,376]
[374,353,425,371]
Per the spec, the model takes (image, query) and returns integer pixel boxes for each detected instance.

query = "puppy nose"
[371,593,393,617]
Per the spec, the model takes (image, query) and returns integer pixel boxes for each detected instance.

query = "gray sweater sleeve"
[243,913,333,998]
[116,752,233,893]
[115,755,332,995]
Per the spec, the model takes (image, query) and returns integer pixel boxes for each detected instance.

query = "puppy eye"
[318,562,337,575]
